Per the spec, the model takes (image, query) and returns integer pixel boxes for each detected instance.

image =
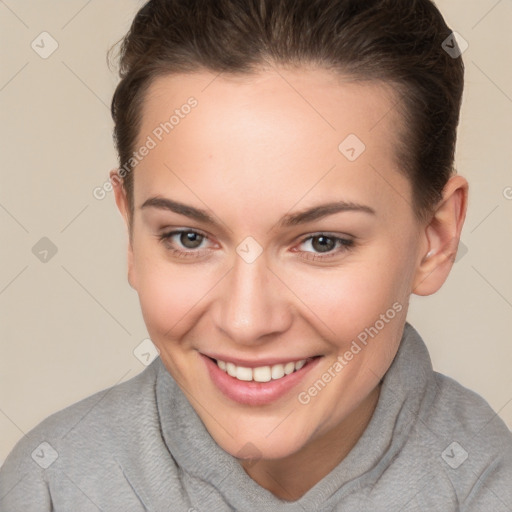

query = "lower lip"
[201,355,322,406]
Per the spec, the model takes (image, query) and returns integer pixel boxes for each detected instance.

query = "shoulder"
[18,358,159,443]
[429,370,512,448]
[0,359,160,509]
[421,370,512,509]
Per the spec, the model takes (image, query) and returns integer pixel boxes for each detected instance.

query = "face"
[119,67,428,460]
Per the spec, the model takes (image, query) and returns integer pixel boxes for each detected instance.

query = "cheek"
[132,245,215,339]
[282,245,415,346]
[285,265,401,328]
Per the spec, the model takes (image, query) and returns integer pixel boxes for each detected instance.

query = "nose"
[213,252,293,346]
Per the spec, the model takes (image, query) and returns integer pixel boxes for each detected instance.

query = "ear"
[110,169,137,290]
[412,174,469,296]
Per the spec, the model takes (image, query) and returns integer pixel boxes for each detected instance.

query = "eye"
[295,233,355,261]
[157,229,354,262]
[158,229,213,259]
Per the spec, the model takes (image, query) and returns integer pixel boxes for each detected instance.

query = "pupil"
[181,232,202,248]
[313,236,334,253]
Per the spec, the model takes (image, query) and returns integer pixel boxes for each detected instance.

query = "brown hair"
[109,0,464,224]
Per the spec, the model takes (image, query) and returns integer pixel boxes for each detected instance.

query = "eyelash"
[157,229,355,262]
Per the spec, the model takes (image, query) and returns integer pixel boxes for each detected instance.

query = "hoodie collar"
[148,322,436,511]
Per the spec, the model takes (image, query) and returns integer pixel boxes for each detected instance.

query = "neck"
[240,383,381,501]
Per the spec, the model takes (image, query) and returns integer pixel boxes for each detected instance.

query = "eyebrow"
[140,196,376,228]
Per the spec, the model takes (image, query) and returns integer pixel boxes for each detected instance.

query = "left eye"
[296,234,354,257]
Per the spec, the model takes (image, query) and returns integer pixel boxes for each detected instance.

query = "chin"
[209,415,314,461]
[226,435,308,462]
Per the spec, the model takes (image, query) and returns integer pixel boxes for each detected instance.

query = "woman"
[1,0,511,510]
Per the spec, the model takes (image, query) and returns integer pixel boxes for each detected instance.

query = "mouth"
[201,354,323,405]
[212,356,318,382]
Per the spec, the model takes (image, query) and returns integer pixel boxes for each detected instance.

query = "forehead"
[132,68,411,222]
[140,67,401,146]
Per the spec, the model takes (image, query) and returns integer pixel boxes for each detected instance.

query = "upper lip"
[200,352,321,368]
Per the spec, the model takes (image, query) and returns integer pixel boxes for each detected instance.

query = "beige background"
[1,0,511,464]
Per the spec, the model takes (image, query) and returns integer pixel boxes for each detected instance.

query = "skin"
[111,66,468,501]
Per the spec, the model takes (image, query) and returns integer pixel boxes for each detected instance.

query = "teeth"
[226,362,237,377]
[271,364,285,380]
[295,360,306,370]
[236,366,253,381]
[253,366,271,382]
[284,362,295,375]
[215,358,308,382]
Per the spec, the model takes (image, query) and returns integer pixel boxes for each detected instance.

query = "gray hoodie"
[1,322,511,511]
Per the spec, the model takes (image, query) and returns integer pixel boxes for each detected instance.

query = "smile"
[215,358,308,382]
[202,354,323,405]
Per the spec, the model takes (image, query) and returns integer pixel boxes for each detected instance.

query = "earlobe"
[412,175,468,296]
